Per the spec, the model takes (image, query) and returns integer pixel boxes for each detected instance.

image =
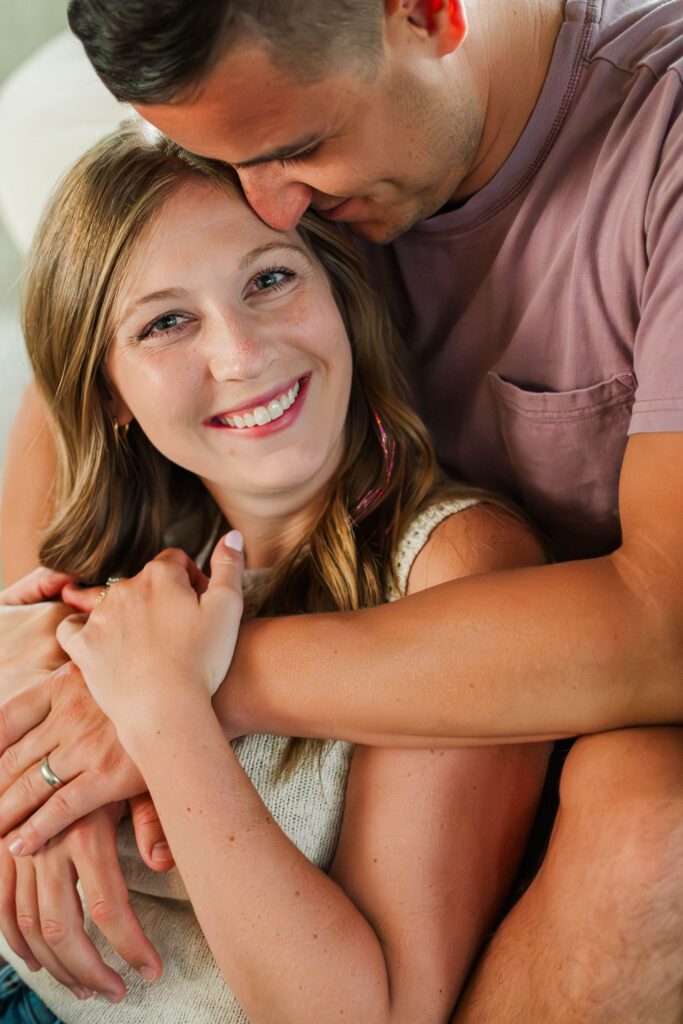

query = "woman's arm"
[219,433,683,744]
[122,705,547,1023]
[66,512,548,1023]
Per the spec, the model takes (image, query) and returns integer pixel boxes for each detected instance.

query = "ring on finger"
[95,576,121,606]
[39,755,64,791]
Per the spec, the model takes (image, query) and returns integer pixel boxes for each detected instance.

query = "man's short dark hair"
[67,1,384,104]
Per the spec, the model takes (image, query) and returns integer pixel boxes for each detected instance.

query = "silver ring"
[40,755,64,790]
[95,576,121,606]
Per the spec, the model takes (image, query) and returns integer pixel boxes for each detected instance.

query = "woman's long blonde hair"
[23,121,494,769]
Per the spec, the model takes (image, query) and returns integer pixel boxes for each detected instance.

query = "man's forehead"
[136,45,350,165]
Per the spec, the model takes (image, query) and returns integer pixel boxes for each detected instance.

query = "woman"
[0,120,548,1022]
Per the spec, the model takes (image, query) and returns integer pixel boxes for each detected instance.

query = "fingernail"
[224,530,244,553]
[151,841,170,862]
[70,986,92,1000]
[8,838,24,856]
[139,965,159,980]
[26,957,41,972]
[103,988,125,1003]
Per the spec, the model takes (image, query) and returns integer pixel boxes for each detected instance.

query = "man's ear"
[385,0,467,58]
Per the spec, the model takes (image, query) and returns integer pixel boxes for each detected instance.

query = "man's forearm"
[1,382,57,584]
[215,553,682,746]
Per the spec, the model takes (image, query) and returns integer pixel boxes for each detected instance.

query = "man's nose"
[238,167,313,231]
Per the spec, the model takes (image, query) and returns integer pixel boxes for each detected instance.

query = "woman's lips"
[210,374,303,421]
[205,374,310,437]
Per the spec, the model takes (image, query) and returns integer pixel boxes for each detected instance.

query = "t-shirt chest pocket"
[488,370,636,558]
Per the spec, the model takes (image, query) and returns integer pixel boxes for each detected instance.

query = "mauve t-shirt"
[362,0,683,559]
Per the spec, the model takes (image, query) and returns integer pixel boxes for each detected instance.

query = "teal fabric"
[0,964,61,1023]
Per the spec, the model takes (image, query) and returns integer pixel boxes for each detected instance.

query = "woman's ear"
[107,393,134,429]
[385,0,468,58]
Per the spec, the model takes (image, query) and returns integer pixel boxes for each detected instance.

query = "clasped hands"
[0,537,244,1001]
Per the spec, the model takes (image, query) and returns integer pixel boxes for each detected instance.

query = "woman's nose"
[204,322,268,383]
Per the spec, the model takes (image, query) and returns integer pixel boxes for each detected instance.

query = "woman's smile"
[207,373,309,435]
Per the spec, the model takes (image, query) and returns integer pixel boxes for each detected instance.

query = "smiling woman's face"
[107,177,353,518]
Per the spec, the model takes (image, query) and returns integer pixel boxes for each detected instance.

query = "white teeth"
[216,379,302,429]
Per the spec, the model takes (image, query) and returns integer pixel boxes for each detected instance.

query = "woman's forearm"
[123,707,393,1024]
[216,552,682,746]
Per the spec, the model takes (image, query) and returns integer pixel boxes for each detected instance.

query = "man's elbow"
[609,541,683,723]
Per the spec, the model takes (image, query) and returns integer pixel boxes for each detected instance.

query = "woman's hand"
[57,534,244,740]
[0,802,163,1003]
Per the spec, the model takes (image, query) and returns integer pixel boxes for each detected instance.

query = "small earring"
[351,405,396,525]
[113,417,130,445]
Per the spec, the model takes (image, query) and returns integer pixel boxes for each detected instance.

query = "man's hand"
[0,552,211,854]
[0,567,75,608]
[0,663,147,854]
[129,793,174,873]
[0,601,73,704]
[0,802,163,1002]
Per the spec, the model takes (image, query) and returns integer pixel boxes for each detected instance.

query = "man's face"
[135,42,479,244]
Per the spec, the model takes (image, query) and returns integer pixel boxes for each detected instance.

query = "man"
[0,0,681,1020]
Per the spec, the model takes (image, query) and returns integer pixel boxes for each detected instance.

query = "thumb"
[0,567,76,606]
[130,794,175,873]
[55,612,88,657]
[199,531,245,693]
[206,530,245,596]
[60,582,103,614]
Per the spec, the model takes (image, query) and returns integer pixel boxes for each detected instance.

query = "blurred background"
[0,4,68,478]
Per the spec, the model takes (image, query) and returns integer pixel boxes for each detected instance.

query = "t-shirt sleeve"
[630,81,683,434]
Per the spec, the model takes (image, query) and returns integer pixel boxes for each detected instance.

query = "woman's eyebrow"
[119,287,191,324]
[239,242,313,270]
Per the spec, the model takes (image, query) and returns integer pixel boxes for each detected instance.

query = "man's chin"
[345,216,415,245]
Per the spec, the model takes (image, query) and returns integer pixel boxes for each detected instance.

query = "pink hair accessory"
[351,406,396,525]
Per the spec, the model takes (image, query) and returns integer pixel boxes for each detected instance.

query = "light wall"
[0,4,69,576]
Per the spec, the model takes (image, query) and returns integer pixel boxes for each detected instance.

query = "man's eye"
[279,144,319,167]
[139,312,191,340]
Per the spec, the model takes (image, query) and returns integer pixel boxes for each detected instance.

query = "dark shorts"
[0,964,61,1024]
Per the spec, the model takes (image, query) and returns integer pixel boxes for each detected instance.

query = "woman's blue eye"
[139,312,190,340]
[251,267,295,293]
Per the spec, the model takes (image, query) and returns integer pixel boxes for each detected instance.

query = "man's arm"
[3,387,681,745]
[1,381,56,583]
[218,432,682,744]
